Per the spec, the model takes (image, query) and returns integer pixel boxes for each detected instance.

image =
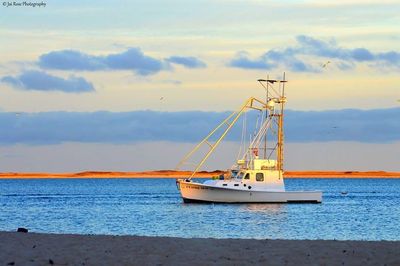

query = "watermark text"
[3,1,47,8]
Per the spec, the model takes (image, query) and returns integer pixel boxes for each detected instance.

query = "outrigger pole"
[176,97,268,179]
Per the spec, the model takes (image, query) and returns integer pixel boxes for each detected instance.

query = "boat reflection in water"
[243,203,285,213]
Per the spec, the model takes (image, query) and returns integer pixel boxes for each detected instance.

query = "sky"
[0,0,399,172]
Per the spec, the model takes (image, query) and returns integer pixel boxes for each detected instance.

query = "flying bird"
[322,61,331,68]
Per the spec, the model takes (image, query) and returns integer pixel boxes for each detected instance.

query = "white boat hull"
[177,180,322,203]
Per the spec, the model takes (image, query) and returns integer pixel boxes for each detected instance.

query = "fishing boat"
[176,74,322,203]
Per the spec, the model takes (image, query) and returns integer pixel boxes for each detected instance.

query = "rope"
[236,112,247,162]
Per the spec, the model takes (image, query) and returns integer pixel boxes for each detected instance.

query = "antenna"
[264,75,269,159]
[258,75,271,160]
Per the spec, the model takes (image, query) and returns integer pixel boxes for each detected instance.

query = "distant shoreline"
[1,170,400,179]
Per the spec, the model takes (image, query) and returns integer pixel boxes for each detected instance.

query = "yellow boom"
[176,97,268,179]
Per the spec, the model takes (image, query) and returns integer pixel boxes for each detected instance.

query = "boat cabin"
[209,159,285,191]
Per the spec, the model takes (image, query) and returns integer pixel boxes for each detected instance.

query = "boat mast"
[257,74,287,170]
[277,73,286,171]
[263,75,269,159]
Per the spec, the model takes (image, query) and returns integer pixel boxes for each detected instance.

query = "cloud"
[104,49,165,75]
[38,48,207,75]
[1,70,95,93]
[38,50,105,71]
[229,44,319,73]
[295,35,378,62]
[165,56,206,68]
[0,108,398,145]
[229,51,275,70]
[285,108,400,143]
[229,35,400,72]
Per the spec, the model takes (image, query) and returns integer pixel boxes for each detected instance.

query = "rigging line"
[243,111,247,161]
[265,82,281,99]
[253,122,269,149]
[188,98,253,179]
[256,116,272,142]
[253,110,263,139]
[246,133,252,161]
[252,119,272,149]
[175,110,238,170]
[267,142,278,160]
[242,118,272,160]
[251,121,268,148]
[259,81,279,101]
[255,112,260,134]
[236,112,246,161]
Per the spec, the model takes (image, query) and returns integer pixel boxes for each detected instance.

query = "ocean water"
[0,178,399,240]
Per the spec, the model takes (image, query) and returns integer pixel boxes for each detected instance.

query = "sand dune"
[0,170,399,179]
[0,170,221,179]
[0,231,399,265]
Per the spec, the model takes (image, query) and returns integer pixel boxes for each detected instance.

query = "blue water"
[0,178,399,240]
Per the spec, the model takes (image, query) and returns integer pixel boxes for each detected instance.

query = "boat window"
[256,173,264,182]
[244,173,250,180]
[237,172,244,179]
[231,170,238,178]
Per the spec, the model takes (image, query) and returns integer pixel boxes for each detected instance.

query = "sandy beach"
[1,170,400,179]
[0,231,399,265]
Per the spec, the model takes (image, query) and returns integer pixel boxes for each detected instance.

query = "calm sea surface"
[0,178,399,240]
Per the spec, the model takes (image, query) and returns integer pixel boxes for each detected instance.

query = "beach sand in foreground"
[0,232,399,265]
